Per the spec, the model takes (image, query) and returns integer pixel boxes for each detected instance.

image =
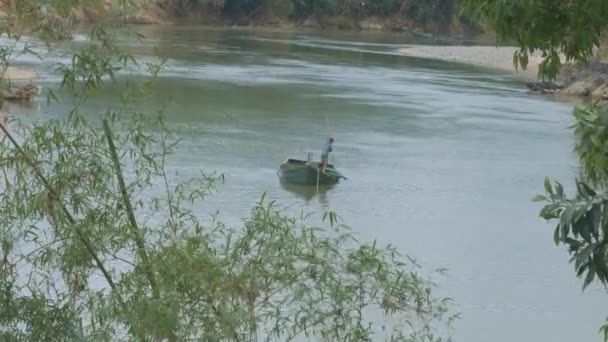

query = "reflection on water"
[279,180,334,209]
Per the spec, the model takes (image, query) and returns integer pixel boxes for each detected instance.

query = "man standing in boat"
[320,137,334,173]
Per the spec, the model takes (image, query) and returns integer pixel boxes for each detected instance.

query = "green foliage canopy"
[164,0,458,24]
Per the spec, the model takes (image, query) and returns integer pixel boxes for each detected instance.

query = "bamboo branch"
[102,118,160,299]
[0,121,127,308]
[0,120,152,341]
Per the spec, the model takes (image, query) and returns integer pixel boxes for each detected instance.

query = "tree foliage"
[536,103,608,341]
[289,0,455,22]
[0,1,456,340]
[536,179,608,340]
[536,175,608,291]
[163,0,458,24]
[572,105,608,188]
[459,0,608,80]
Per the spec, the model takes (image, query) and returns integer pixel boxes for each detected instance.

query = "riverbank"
[541,60,608,100]
[398,44,608,102]
[3,66,39,81]
[0,0,603,103]
[398,45,542,79]
[0,0,478,35]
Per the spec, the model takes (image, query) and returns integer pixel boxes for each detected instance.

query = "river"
[9,25,608,341]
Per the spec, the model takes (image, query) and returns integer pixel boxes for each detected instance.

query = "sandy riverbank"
[398,45,543,79]
[3,66,39,81]
[398,45,608,101]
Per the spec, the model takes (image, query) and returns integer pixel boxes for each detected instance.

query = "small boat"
[278,158,346,186]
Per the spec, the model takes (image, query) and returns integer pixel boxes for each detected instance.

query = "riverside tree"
[0,1,455,340]
[163,0,458,24]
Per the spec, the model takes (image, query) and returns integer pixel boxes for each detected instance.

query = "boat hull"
[278,160,344,185]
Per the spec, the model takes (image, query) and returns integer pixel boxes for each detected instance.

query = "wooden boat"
[278,158,346,185]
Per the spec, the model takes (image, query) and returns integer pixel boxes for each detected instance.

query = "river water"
[10,25,608,341]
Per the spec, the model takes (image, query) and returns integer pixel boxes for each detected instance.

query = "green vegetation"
[288,0,455,23]
[461,1,608,340]
[161,0,460,25]
[0,1,455,340]
[0,0,470,32]
[534,105,608,340]
[600,42,608,62]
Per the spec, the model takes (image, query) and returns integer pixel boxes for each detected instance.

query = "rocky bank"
[526,60,608,101]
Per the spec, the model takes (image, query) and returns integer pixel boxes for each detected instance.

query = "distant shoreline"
[5,29,606,102]
[397,45,541,79]
[398,45,608,101]
[3,66,39,82]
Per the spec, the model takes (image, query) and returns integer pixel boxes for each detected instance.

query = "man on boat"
[320,137,333,173]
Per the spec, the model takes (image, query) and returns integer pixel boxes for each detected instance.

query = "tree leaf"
[599,321,608,341]
[544,177,553,196]
[553,226,561,245]
[574,244,594,271]
[532,194,546,202]
[540,203,561,220]
[558,205,576,238]
[582,268,596,290]
[578,214,593,242]
[577,181,597,199]
[555,182,564,198]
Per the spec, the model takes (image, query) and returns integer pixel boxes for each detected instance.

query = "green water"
[11,25,608,341]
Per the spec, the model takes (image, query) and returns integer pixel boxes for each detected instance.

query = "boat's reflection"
[279,180,334,208]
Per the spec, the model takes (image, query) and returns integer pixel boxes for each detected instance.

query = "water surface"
[11,26,607,342]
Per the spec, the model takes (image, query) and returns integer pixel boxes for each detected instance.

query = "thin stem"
[284,314,329,342]
[160,132,177,240]
[102,118,159,299]
[18,237,67,261]
[109,253,137,268]
[211,305,242,342]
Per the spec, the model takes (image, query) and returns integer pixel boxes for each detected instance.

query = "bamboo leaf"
[544,177,553,196]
